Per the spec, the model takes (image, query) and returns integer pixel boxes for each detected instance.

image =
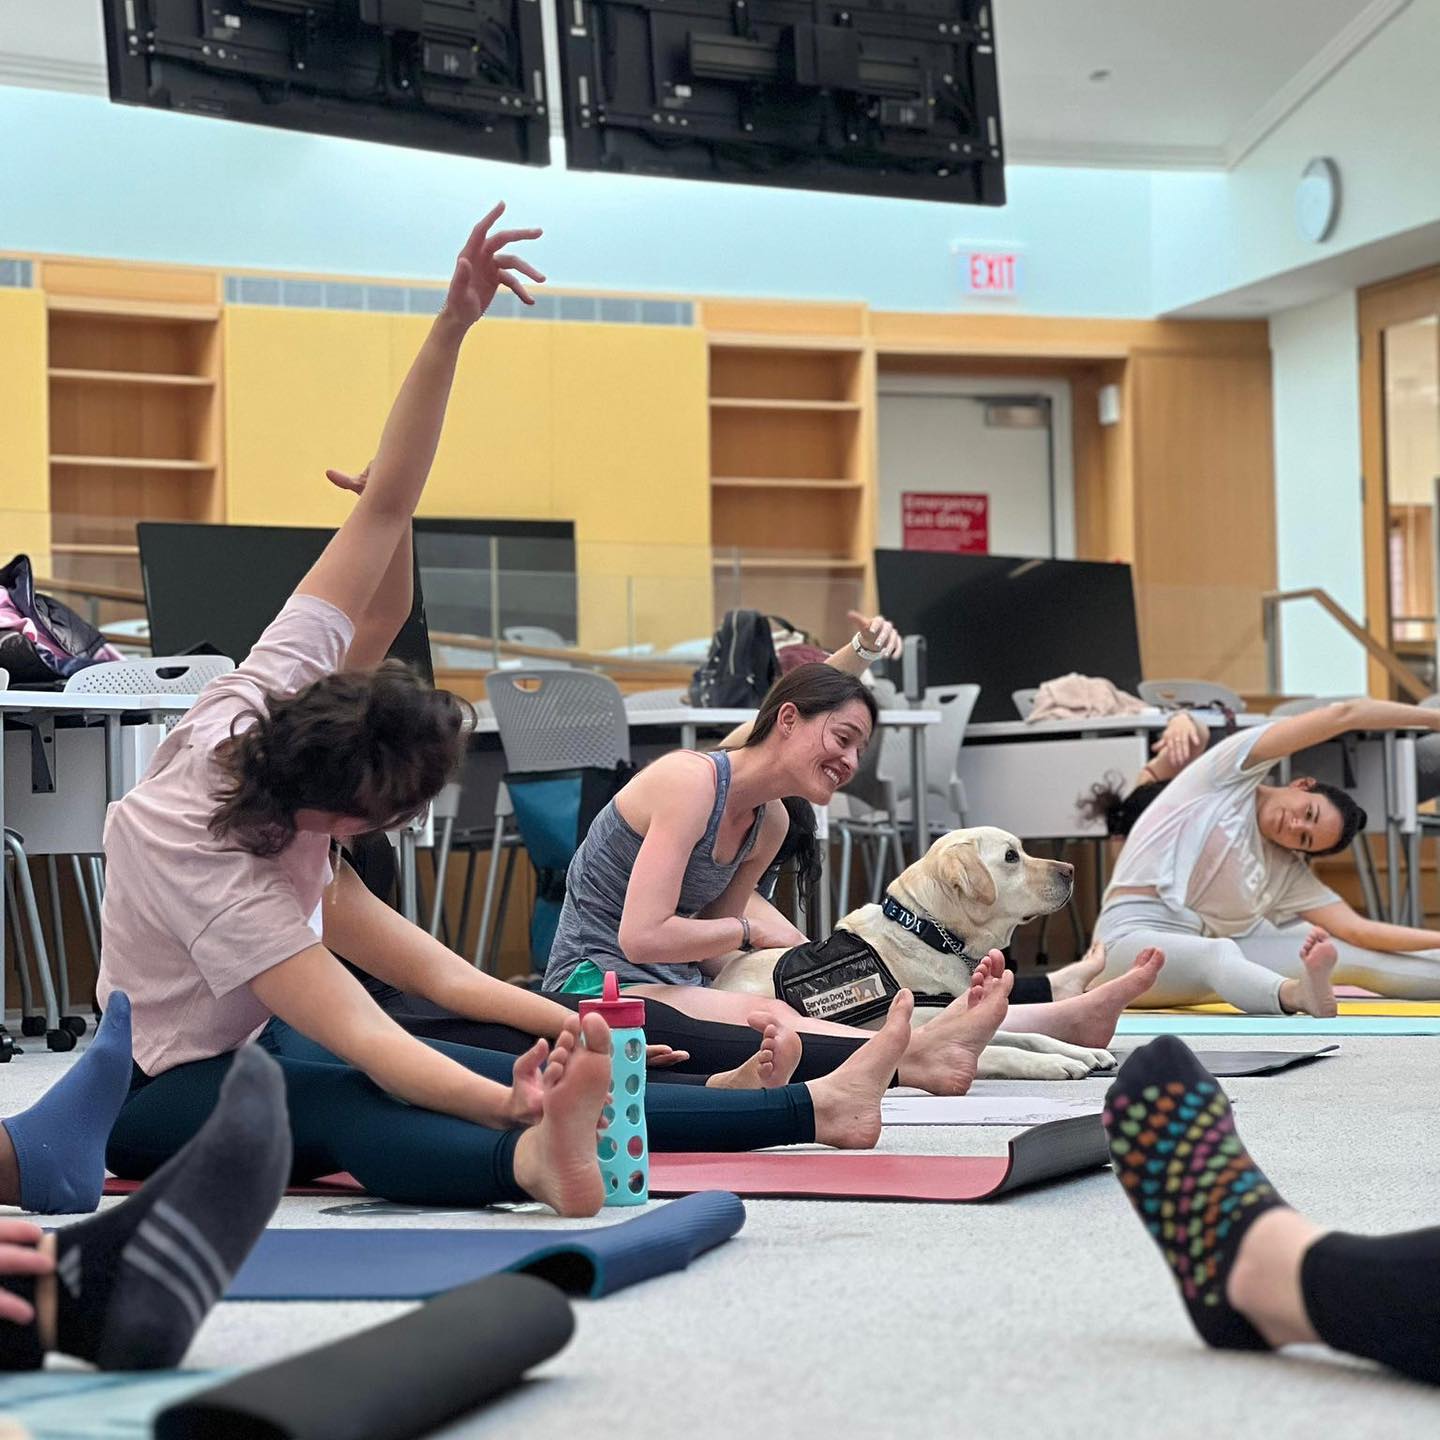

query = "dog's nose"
[1057,862,1075,879]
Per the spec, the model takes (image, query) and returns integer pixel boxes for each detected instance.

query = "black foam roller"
[154,1272,574,1440]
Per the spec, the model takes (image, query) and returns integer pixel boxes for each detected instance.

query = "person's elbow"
[1327,699,1365,730]
[618,914,663,968]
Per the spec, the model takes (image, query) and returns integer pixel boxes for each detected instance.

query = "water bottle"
[578,971,649,1206]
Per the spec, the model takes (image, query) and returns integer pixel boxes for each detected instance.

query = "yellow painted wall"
[223,308,712,650]
[0,288,52,568]
[223,307,392,527]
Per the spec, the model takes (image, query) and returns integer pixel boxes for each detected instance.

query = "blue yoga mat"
[226,1190,744,1302]
[1116,1014,1440,1037]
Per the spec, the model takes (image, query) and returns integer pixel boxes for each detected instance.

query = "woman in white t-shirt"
[1091,699,1440,1014]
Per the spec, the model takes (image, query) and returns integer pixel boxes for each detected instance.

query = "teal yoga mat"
[1116,1014,1440,1036]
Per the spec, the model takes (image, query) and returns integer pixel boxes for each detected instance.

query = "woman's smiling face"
[780,698,874,804]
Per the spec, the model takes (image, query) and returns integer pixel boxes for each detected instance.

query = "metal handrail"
[1262,588,1428,701]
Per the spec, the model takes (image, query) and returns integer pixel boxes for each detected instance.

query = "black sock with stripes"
[52,1045,291,1370]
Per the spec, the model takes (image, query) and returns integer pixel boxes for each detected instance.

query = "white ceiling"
[0,0,1411,170]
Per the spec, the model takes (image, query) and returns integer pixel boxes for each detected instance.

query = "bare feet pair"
[1000,946,1166,1049]
[512,998,923,1215]
[897,951,1014,1095]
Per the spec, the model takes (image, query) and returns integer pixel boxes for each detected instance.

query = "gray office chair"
[1012,687,1040,719]
[1139,679,1245,713]
[472,670,632,971]
[502,626,566,649]
[883,684,982,844]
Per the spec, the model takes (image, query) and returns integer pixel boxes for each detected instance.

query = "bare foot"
[1001,948,1164,1048]
[511,1015,611,1217]
[1049,940,1108,1000]
[807,992,916,1148]
[707,1015,803,1091]
[896,953,1013,1096]
[1280,928,1338,1018]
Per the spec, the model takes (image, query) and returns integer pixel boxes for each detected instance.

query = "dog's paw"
[976,1048,1093,1081]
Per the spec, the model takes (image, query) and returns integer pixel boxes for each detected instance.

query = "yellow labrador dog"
[712,827,1115,1080]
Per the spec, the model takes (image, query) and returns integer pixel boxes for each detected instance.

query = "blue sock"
[1,993,134,1214]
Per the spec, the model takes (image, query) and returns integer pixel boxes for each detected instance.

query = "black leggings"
[1302,1228,1440,1385]
[378,988,877,1084]
[105,1020,815,1208]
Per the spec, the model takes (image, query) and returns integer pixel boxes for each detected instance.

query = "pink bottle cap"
[578,970,646,1029]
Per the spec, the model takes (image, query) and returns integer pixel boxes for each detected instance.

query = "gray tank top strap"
[703,751,765,866]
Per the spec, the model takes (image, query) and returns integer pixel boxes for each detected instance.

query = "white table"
[1,691,197,1050]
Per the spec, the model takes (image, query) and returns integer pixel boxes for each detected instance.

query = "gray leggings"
[1095,897,1440,1014]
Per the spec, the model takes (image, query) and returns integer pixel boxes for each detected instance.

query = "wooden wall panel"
[0,290,49,558]
[1129,352,1276,689]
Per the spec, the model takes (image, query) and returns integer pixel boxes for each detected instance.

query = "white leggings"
[1095,896,1440,1014]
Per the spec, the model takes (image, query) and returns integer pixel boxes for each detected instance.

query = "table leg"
[910,726,928,861]
[814,803,832,939]
[1384,733,1401,924]
[398,829,419,924]
[104,716,123,801]
[681,723,697,753]
[1407,828,1423,927]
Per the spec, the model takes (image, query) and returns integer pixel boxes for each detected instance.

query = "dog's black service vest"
[771,896,970,1025]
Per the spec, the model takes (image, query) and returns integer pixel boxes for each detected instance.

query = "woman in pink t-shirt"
[98,209,916,1215]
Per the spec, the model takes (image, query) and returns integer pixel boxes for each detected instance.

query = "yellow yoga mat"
[1140,1000,1440,1017]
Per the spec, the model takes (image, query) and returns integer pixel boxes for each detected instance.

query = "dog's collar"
[881,894,976,967]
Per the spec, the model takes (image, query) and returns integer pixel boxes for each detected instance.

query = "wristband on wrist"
[852,632,884,663]
[738,915,753,951]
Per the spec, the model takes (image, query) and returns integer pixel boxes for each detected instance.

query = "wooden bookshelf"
[703,305,874,641]
[40,259,225,624]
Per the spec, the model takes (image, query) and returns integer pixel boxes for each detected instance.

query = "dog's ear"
[939,840,997,912]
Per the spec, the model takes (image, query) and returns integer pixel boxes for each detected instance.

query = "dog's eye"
[1005,849,1019,864]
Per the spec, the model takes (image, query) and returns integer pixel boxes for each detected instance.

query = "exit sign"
[958,249,1022,298]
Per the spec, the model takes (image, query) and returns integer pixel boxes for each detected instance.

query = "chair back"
[838,678,900,815]
[1138,678,1245,713]
[63,655,235,695]
[1012,686,1038,718]
[881,684,980,828]
[485,669,631,773]
[503,626,566,649]
[1269,695,1362,717]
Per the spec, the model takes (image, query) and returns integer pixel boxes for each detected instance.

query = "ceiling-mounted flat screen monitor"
[874,551,1142,722]
[102,1,549,165]
[138,522,434,686]
[556,0,1004,204]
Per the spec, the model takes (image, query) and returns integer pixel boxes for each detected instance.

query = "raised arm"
[297,204,544,627]
[1249,699,1440,766]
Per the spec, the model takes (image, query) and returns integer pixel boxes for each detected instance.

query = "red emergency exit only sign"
[902,493,989,554]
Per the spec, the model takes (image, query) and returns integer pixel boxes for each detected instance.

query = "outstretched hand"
[847,611,903,660]
[443,202,546,327]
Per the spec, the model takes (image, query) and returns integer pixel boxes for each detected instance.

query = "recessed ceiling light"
[1088,68,1111,83]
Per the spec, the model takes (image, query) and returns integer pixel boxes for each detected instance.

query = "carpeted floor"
[5,1031,1440,1437]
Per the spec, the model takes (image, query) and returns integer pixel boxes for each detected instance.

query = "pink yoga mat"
[649,1115,1107,1202]
[104,1115,1108,1205]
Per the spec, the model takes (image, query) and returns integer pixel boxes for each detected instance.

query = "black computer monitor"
[873,551,1143,722]
[413,519,577,646]
[557,0,1004,205]
[137,522,434,685]
[102,1,548,166]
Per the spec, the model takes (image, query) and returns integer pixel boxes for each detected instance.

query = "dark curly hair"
[209,660,469,857]
[1078,774,1169,837]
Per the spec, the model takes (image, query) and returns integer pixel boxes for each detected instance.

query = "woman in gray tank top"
[543,666,878,998]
